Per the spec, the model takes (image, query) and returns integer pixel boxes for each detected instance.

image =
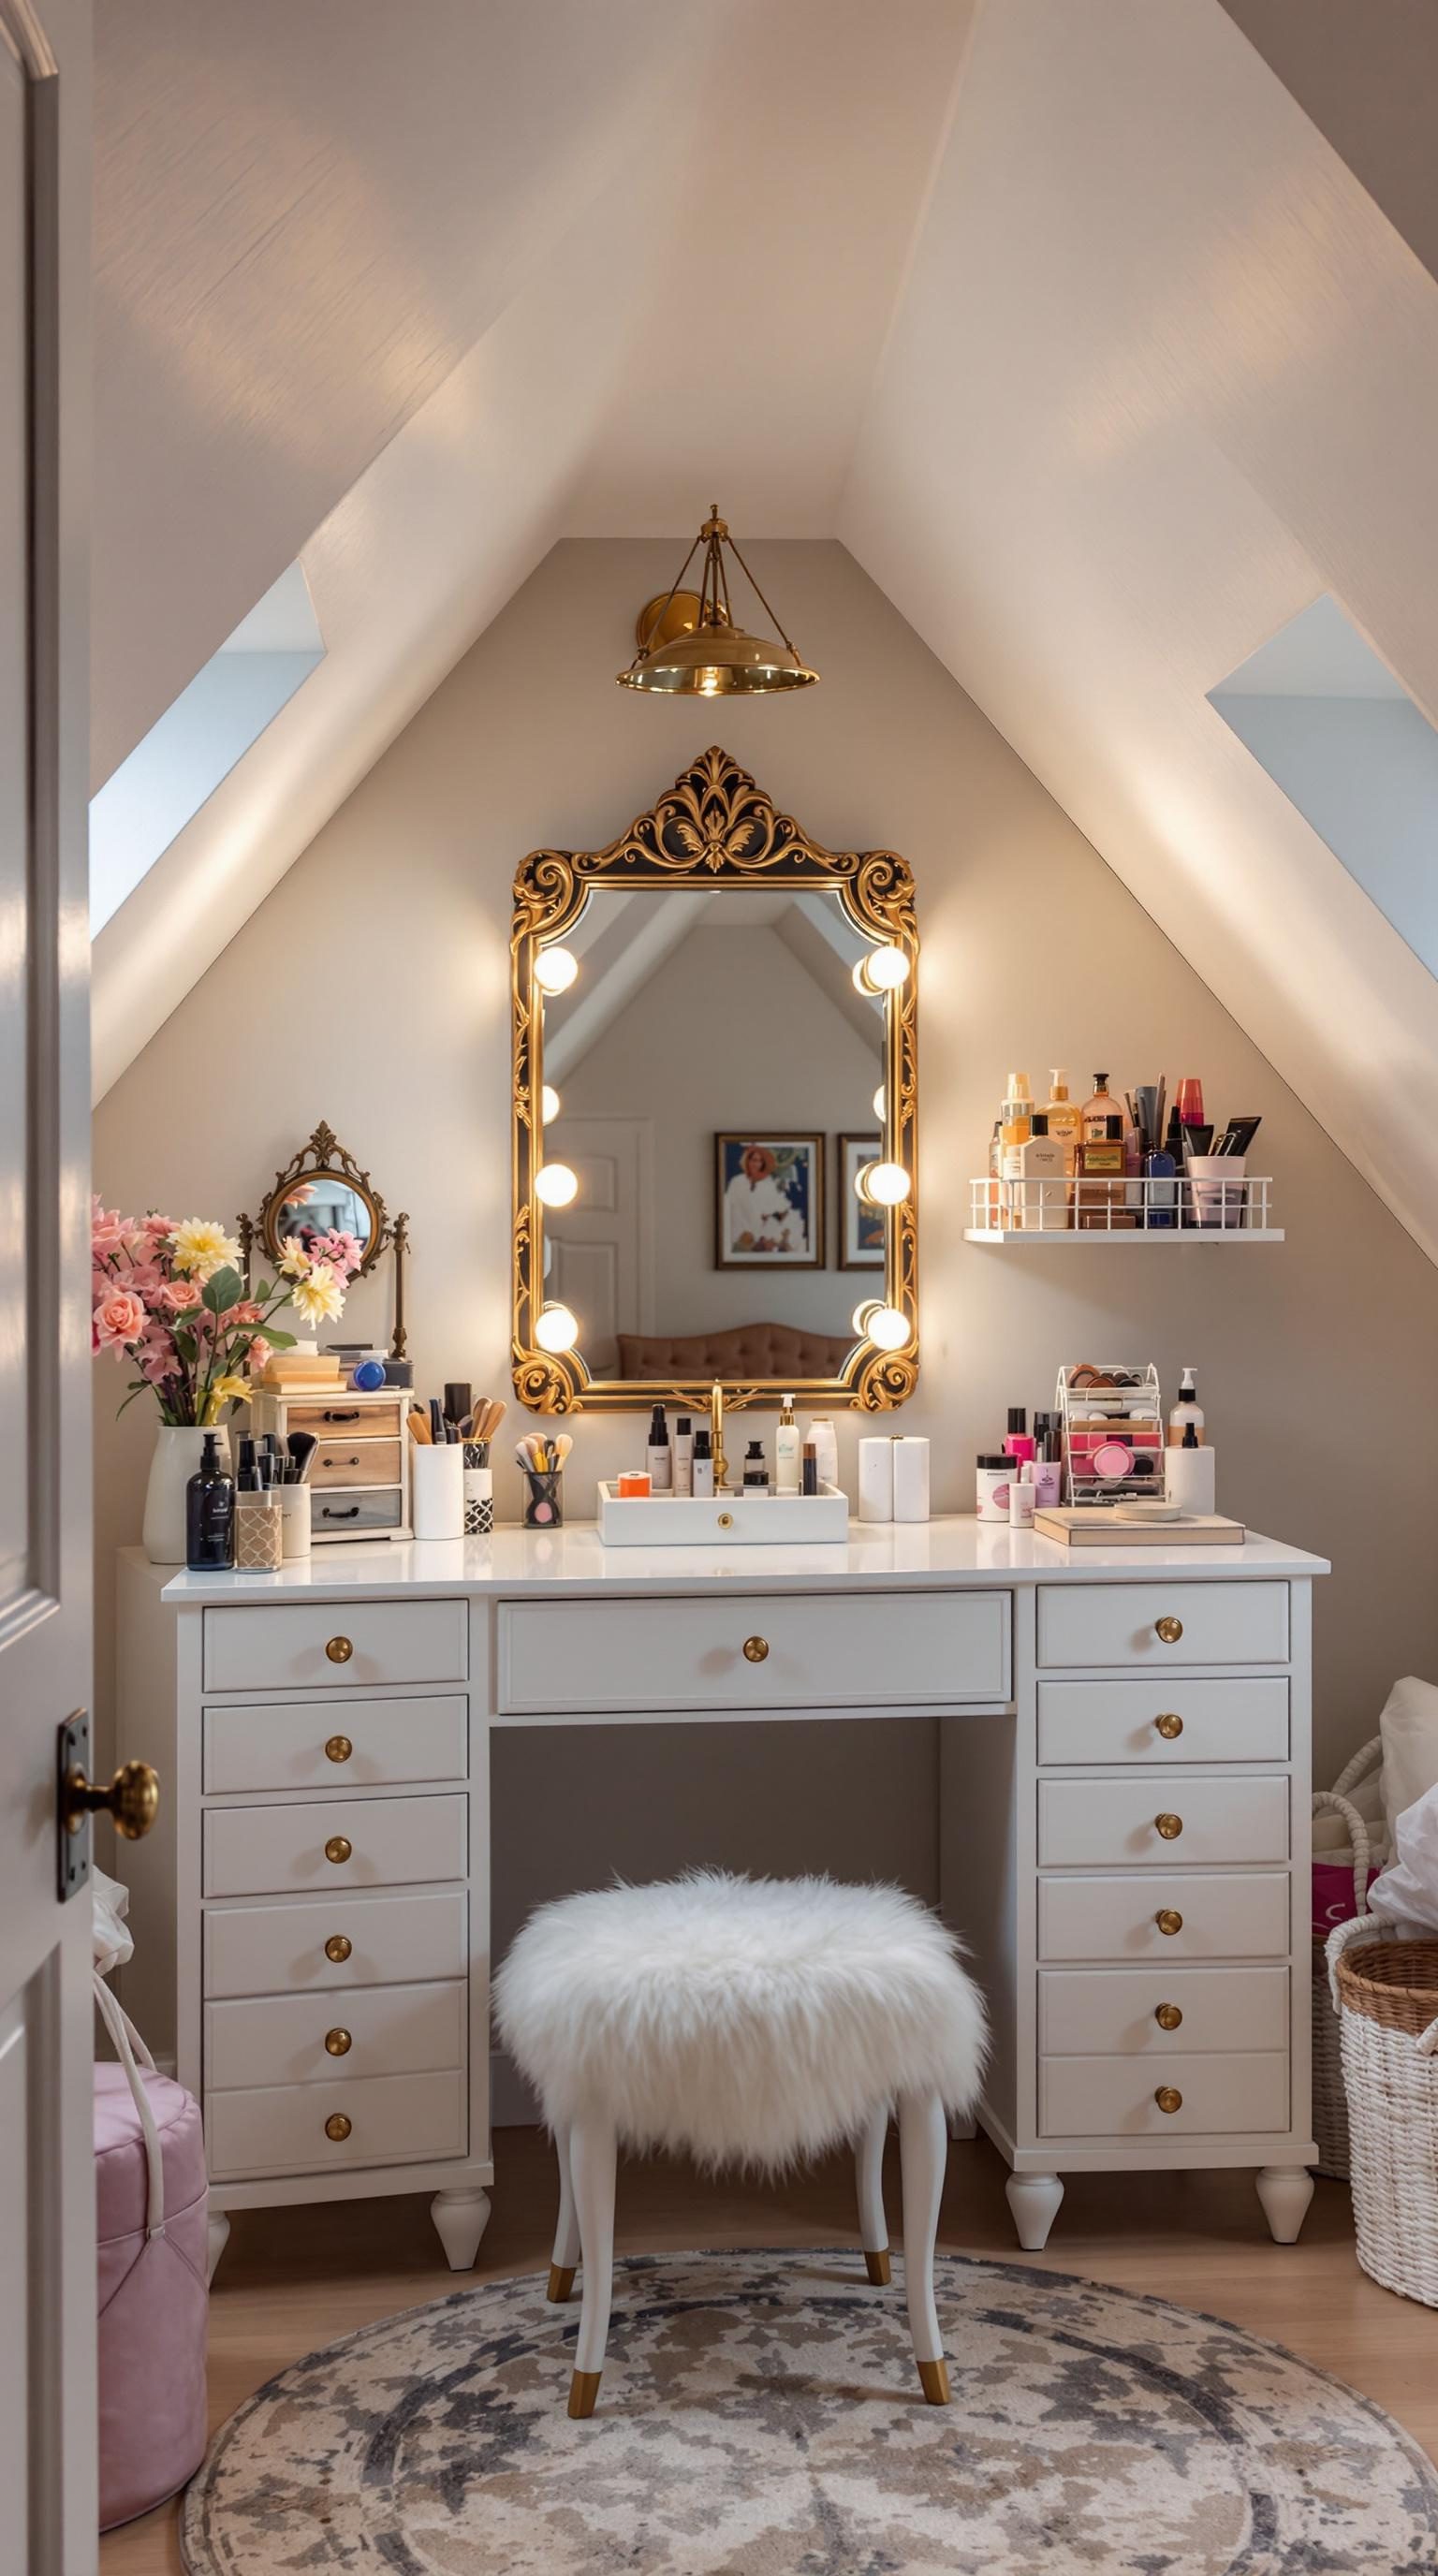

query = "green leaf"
[202,1265,243,1315]
[262,1326,298,1350]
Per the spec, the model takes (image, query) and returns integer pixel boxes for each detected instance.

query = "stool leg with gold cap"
[566,2118,616,2419]
[900,2089,952,2404]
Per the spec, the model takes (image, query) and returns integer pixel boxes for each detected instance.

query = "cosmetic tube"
[1008,1468,1036,1530]
[672,1415,694,1498]
[805,1417,838,1488]
[800,1442,818,1497]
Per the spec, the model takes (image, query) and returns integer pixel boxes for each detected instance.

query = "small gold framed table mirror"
[240,1121,410,1359]
[512,746,917,1420]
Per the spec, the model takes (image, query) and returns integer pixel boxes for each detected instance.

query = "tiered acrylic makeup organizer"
[1057,1363,1165,1511]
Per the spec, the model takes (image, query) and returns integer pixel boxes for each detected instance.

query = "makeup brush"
[407,1407,432,1443]
[286,1430,317,1483]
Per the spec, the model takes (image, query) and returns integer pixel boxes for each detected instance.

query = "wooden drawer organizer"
[243,1388,411,1544]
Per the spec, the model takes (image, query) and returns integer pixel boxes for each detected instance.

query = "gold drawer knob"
[324,1835,353,1866]
[1154,1812,1183,1840]
[1154,2086,1182,2115]
[325,2113,352,2142]
[1154,2002,1183,2031]
[325,1734,354,1764]
[324,1934,352,1963]
[1154,1712,1183,1740]
[324,2027,352,2056]
[742,1635,770,1663]
[1154,1616,1183,1645]
[1155,1909,1183,1936]
[326,1635,354,1664]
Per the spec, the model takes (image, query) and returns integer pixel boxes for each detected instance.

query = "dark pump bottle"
[186,1432,235,1570]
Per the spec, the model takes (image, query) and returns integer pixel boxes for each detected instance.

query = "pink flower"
[246,1335,271,1372]
[219,1300,263,1326]
[93,1288,147,1350]
[317,1228,364,1280]
[91,1201,129,1259]
[158,1278,202,1315]
[125,1259,165,1300]
[141,1213,175,1241]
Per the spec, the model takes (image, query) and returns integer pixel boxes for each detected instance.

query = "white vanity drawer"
[1038,1775,1289,1867]
[1040,2051,1289,2138]
[1038,1872,1292,1962]
[206,2068,466,2180]
[203,1793,467,1897]
[1036,1679,1288,1766]
[202,1599,467,1694]
[498,1589,1009,1714]
[206,1979,465,2091]
[1037,1967,1289,2056]
[1036,1583,1288,1671]
[204,1888,467,1998]
[203,1696,468,1793]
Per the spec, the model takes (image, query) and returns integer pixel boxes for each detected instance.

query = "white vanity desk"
[117,1518,1327,2277]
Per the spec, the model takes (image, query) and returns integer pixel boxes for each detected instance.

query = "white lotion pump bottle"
[775,1393,801,1495]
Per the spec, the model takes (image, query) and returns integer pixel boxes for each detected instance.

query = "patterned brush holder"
[463,1442,493,1537]
[521,1469,563,1530]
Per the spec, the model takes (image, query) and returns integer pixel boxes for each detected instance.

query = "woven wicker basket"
[1311,1736,1381,2181]
[1327,1920,1438,2305]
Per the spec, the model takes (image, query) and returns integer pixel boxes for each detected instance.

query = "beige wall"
[94,540,1438,1940]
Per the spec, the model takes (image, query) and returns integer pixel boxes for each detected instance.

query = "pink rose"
[125,1260,164,1299]
[94,1288,147,1350]
[246,1335,271,1372]
[91,1202,129,1259]
[158,1278,202,1314]
[141,1213,175,1240]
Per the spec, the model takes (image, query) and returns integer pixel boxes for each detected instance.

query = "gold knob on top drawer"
[324,1934,352,1963]
[1154,1712,1183,1740]
[324,1835,353,1865]
[1154,2086,1182,2115]
[324,2027,352,2056]
[1154,1812,1183,1840]
[325,1734,354,1764]
[324,2113,352,2142]
[1154,2002,1183,2030]
[1155,1909,1183,1936]
[742,1636,770,1662]
[326,1636,354,1664]
[1154,1617,1183,1645]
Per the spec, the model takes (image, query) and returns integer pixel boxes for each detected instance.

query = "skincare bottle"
[1015,1113,1068,1229]
[800,1442,819,1497]
[673,1414,694,1498]
[1078,1114,1130,1227]
[1143,1137,1178,1229]
[1000,1071,1034,1154]
[741,1438,770,1491]
[976,1456,1011,1523]
[1044,1069,1084,1177]
[1166,1421,1216,1514]
[1032,1411,1064,1507]
[1082,1073,1124,1144]
[775,1393,801,1494]
[647,1402,672,1492]
[1008,1463,1036,1530]
[1167,1368,1205,1445]
[185,1431,234,1571]
[1003,1408,1035,1464]
[805,1417,838,1489]
[691,1427,715,1498]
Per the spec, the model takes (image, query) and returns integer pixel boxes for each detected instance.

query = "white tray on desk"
[597,1480,849,1545]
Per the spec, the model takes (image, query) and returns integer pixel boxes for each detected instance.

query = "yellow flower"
[171,1219,242,1281]
[289,1262,345,1325]
[278,1243,311,1280]
[202,1375,252,1424]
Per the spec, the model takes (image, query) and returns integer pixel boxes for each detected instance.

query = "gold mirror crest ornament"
[512,746,917,1416]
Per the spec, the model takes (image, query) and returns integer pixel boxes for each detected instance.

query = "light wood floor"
[103,2129,1438,2571]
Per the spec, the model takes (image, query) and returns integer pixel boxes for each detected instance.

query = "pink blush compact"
[1091,1440,1134,1481]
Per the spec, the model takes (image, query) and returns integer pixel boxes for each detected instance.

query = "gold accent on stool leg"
[568,2369,602,2419]
[864,2247,891,2285]
[548,2263,576,2303]
[917,2358,951,2406]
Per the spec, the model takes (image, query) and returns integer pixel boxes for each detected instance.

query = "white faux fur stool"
[494,1869,986,2419]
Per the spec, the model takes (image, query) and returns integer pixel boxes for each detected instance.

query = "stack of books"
[258,1346,345,1395]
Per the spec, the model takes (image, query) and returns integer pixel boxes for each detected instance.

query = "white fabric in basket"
[1379,1675,1438,1848]
[1370,1780,1438,1943]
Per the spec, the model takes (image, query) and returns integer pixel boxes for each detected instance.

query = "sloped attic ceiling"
[93,0,1438,1268]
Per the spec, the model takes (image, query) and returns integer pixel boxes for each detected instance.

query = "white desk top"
[156,1516,1327,1606]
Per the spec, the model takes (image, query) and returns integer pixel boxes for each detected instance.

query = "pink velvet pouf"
[95,2062,210,2531]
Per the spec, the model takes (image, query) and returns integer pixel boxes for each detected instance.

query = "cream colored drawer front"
[203,1793,466,1897]
[202,1599,466,1694]
[1036,1679,1288,1766]
[206,1979,465,2091]
[204,1889,467,1998]
[1040,2051,1289,2138]
[1036,1583,1288,1671]
[499,1590,1009,1714]
[1039,1872,1291,1963]
[203,1696,467,1794]
[1038,1967,1289,2056]
[206,2069,466,2179]
[1038,1775,1289,1868]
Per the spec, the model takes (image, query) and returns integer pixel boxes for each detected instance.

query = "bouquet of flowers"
[92,1201,364,1426]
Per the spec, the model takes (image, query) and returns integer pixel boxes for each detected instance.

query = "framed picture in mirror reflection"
[714,1134,824,1269]
[839,1133,885,1268]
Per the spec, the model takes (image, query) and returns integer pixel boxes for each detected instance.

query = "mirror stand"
[239,1120,409,1360]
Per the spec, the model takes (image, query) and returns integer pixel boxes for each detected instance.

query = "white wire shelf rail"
[966,1174,1282,1241]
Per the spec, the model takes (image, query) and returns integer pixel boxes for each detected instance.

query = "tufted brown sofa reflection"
[615,1323,856,1381]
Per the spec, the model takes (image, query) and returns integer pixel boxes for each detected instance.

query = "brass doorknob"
[1154,1812,1183,1839]
[324,2027,352,2056]
[324,1835,353,1865]
[1154,1712,1183,1740]
[1155,1909,1183,1936]
[1154,1617,1183,1645]
[324,2113,352,2141]
[1154,2002,1183,2030]
[325,1734,354,1764]
[1154,2086,1182,2115]
[62,1758,159,1843]
[326,1636,354,1664]
[324,1934,352,1963]
[742,1636,770,1662]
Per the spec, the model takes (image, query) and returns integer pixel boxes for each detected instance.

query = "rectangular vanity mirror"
[512,747,917,1413]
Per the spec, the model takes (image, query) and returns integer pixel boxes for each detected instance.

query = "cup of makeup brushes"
[521,1469,563,1530]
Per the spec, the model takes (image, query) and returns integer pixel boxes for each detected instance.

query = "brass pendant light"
[618,505,818,696]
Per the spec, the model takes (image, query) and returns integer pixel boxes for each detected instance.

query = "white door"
[1,5,109,2567]
[546,1118,653,1373]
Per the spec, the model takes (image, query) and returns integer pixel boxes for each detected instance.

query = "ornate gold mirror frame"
[512,746,917,1415]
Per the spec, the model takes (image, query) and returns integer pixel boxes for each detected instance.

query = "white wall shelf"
[967,1177,1283,1242]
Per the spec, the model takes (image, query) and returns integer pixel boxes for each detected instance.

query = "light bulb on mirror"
[852,1299,911,1353]
[853,944,911,996]
[540,1085,561,1123]
[534,946,578,995]
[872,1085,886,1122]
[535,1302,579,1354]
[535,1162,579,1208]
[857,1160,910,1207]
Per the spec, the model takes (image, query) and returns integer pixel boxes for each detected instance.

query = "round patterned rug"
[181,2249,1438,2574]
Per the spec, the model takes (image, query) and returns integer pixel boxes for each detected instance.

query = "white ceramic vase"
[142,1424,224,1566]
